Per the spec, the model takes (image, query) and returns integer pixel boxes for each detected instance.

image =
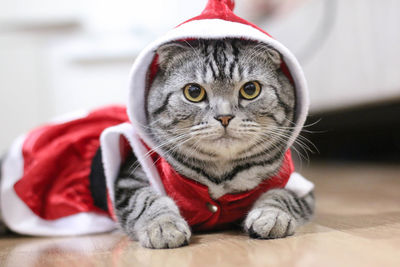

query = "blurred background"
[1,0,400,162]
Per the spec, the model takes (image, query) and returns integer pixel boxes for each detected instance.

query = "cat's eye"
[183,84,206,103]
[239,81,261,100]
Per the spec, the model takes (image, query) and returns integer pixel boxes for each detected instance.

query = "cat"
[114,38,315,249]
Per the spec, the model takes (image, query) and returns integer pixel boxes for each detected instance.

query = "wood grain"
[0,163,399,267]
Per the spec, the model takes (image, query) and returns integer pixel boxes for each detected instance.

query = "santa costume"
[0,0,314,236]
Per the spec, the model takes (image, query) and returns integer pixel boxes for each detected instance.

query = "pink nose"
[215,115,234,127]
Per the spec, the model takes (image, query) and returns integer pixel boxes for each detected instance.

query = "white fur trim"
[0,135,116,236]
[127,18,309,149]
[100,123,166,206]
[285,172,314,198]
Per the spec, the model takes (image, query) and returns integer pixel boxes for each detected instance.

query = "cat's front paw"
[138,214,191,249]
[244,207,296,239]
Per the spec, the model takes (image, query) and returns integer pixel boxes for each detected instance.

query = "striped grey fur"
[115,155,190,249]
[244,189,315,239]
[146,39,297,197]
[114,38,315,248]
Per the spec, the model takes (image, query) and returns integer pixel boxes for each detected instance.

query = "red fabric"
[12,0,297,227]
[14,106,129,220]
[179,0,271,38]
[154,150,294,231]
[13,104,294,230]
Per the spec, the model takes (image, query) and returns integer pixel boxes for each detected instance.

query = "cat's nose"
[214,114,235,127]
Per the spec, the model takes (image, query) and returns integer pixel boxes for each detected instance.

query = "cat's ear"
[156,42,189,70]
[265,47,282,69]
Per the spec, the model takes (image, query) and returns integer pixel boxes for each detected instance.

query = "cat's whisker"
[249,131,306,166]
[127,133,192,174]
[258,128,312,164]
[241,43,267,66]
[262,131,312,158]
[183,40,204,67]
[260,124,316,150]
[147,135,196,170]
[189,126,210,133]
[183,138,206,163]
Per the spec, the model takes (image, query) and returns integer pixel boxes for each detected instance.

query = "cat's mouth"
[211,132,241,142]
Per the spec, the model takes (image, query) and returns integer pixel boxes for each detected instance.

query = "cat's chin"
[201,136,251,159]
[211,135,241,142]
[203,133,242,147]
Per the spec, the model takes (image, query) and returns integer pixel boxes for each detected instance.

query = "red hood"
[127,0,309,153]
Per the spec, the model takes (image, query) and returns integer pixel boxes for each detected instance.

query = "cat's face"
[146,39,295,160]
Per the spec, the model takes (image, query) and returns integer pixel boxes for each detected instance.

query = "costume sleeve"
[100,123,166,208]
[284,172,314,198]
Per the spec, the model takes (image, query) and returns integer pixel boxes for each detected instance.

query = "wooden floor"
[0,163,399,267]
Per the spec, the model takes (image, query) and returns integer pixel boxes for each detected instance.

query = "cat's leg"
[114,155,191,249]
[244,189,315,239]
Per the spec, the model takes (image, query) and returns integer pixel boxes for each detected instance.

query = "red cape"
[14,106,293,231]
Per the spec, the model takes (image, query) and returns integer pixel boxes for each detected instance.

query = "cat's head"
[146,38,295,161]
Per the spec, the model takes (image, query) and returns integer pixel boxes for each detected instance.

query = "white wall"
[0,33,44,153]
[0,0,208,153]
[257,0,400,112]
[302,0,400,111]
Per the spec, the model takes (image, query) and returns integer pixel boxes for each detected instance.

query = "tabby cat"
[114,38,315,249]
